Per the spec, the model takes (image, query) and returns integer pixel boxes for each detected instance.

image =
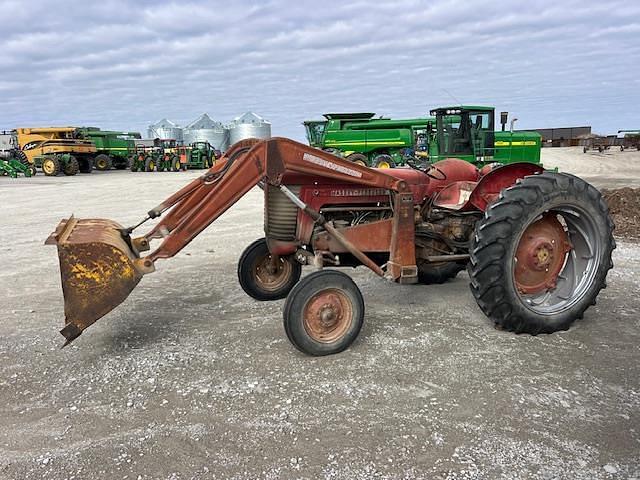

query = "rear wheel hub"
[515,213,572,294]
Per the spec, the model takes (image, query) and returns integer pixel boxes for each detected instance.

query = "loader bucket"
[45,217,153,346]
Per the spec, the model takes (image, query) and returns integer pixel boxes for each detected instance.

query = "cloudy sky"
[1,0,639,140]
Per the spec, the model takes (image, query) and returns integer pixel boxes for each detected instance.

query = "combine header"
[47,134,614,355]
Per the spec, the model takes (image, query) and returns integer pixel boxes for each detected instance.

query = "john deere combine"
[304,113,436,167]
[78,128,141,170]
[14,127,96,176]
[304,106,541,167]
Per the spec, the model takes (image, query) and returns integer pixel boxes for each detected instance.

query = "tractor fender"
[432,162,543,212]
[469,162,544,211]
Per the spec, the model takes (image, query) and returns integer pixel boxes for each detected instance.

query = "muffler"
[46,216,154,346]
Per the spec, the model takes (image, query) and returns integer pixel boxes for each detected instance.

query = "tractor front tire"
[42,157,61,176]
[144,156,156,172]
[238,238,302,301]
[346,153,368,166]
[468,171,614,334]
[94,154,112,171]
[63,155,79,176]
[283,270,364,356]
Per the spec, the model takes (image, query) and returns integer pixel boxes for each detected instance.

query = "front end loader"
[47,137,615,355]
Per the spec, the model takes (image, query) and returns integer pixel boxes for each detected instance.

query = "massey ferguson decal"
[302,152,363,178]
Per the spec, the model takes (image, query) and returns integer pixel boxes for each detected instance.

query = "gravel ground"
[1,147,639,479]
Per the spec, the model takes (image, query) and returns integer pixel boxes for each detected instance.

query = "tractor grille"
[265,185,300,241]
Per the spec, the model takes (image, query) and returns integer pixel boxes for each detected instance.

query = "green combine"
[78,128,141,170]
[304,106,541,167]
[304,113,436,167]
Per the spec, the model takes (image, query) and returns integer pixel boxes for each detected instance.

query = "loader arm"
[47,138,409,345]
[143,137,408,261]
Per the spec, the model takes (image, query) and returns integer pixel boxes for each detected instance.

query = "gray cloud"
[1,0,638,138]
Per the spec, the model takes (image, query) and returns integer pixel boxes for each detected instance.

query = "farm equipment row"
[47,110,614,356]
[130,140,219,172]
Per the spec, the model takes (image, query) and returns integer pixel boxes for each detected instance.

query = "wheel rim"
[254,254,293,291]
[97,158,107,169]
[377,161,391,168]
[303,288,353,343]
[354,160,366,166]
[43,160,55,174]
[514,208,601,315]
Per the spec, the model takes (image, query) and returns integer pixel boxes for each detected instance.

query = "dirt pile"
[601,187,640,241]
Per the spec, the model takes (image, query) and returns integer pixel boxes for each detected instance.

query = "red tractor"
[48,136,614,355]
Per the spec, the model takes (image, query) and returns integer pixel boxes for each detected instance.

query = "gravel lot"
[1,147,639,479]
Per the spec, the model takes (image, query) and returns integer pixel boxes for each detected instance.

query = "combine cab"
[428,106,541,165]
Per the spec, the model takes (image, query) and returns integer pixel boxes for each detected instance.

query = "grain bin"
[147,119,183,142]
[183,113,229,151]
[228,112,271,146]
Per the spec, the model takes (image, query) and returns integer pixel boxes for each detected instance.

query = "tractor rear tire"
[79,157,93,173]
[42,157,61,176]
[238,238,302,301]
[63,156,79,176]
[468,171,614,334]
[372,154,395,169]
[144,156,156,172]
[94,154,112,171]
[283,270,364,356]
[171,156,181,172]
[346,153,368,166]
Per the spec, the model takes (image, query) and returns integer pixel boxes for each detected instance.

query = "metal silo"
[147,118,183,141]
[183,113,230,151]
[228,112,271,146]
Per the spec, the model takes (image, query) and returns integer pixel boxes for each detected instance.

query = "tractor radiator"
[265,185,300,241]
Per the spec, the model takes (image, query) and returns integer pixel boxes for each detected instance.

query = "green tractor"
[78,128,141,170]
[155,139,182,172]
[130,139,181,172]
[304,113,436,167]
[428,106,541,165]
[179,141,219,169]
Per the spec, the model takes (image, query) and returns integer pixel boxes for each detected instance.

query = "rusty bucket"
[46,216,153,346]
